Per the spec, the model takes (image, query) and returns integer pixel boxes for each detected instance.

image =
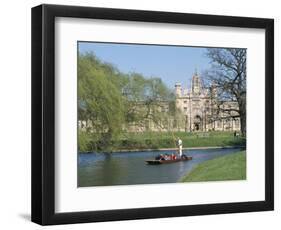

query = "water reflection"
[78,148,242,187]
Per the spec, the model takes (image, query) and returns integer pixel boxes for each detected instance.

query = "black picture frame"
[31,4,274,225]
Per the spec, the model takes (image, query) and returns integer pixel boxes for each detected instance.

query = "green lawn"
[113,131,246,151]
[80,130,246,152]
[179,150,246,182]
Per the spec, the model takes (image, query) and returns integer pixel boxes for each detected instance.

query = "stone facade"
[174,72,241,132]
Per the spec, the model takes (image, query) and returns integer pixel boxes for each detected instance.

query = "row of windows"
[216,119,240,128]
[141,118,240,130]
[182,100,210,103]
[182,107,211,112]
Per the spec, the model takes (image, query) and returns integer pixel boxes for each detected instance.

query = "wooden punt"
[146,156,192,165]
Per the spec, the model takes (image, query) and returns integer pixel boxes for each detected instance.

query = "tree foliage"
[78,53,125,151]
[205,48,247,136]
[78,52,174,152]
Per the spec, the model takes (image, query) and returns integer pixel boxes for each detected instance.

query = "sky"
[78,42,212,90]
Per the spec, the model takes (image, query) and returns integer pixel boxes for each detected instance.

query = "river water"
[78,148,242,187]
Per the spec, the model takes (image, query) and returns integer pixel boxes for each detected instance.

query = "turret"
[210,82,218,98]
[191,70,202,95]
[175,82,182,97]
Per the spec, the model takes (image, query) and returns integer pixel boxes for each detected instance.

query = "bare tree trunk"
[238,104,246,137]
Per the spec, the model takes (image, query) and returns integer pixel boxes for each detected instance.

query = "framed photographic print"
[31,4,274,225]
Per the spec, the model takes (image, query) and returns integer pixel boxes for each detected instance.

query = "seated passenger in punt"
[155,153,178,161]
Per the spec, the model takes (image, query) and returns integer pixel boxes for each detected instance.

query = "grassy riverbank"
[112,131,245,151]
[179,150,246,182]
[80,131,246,152]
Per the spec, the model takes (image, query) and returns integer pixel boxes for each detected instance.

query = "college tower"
[175,71,241,132]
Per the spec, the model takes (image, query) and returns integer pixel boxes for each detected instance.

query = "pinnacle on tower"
[194,67,198,76]
[175,82,182,97]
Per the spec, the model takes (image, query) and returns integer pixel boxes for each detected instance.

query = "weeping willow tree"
[78,53,125,152]
[78,52,176,152]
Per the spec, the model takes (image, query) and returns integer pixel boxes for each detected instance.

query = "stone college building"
[174,71,241,132]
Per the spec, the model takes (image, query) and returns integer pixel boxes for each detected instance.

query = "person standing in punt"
[177,137,183,158]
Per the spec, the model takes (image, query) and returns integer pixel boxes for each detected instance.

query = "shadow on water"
[78,147,244,187]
